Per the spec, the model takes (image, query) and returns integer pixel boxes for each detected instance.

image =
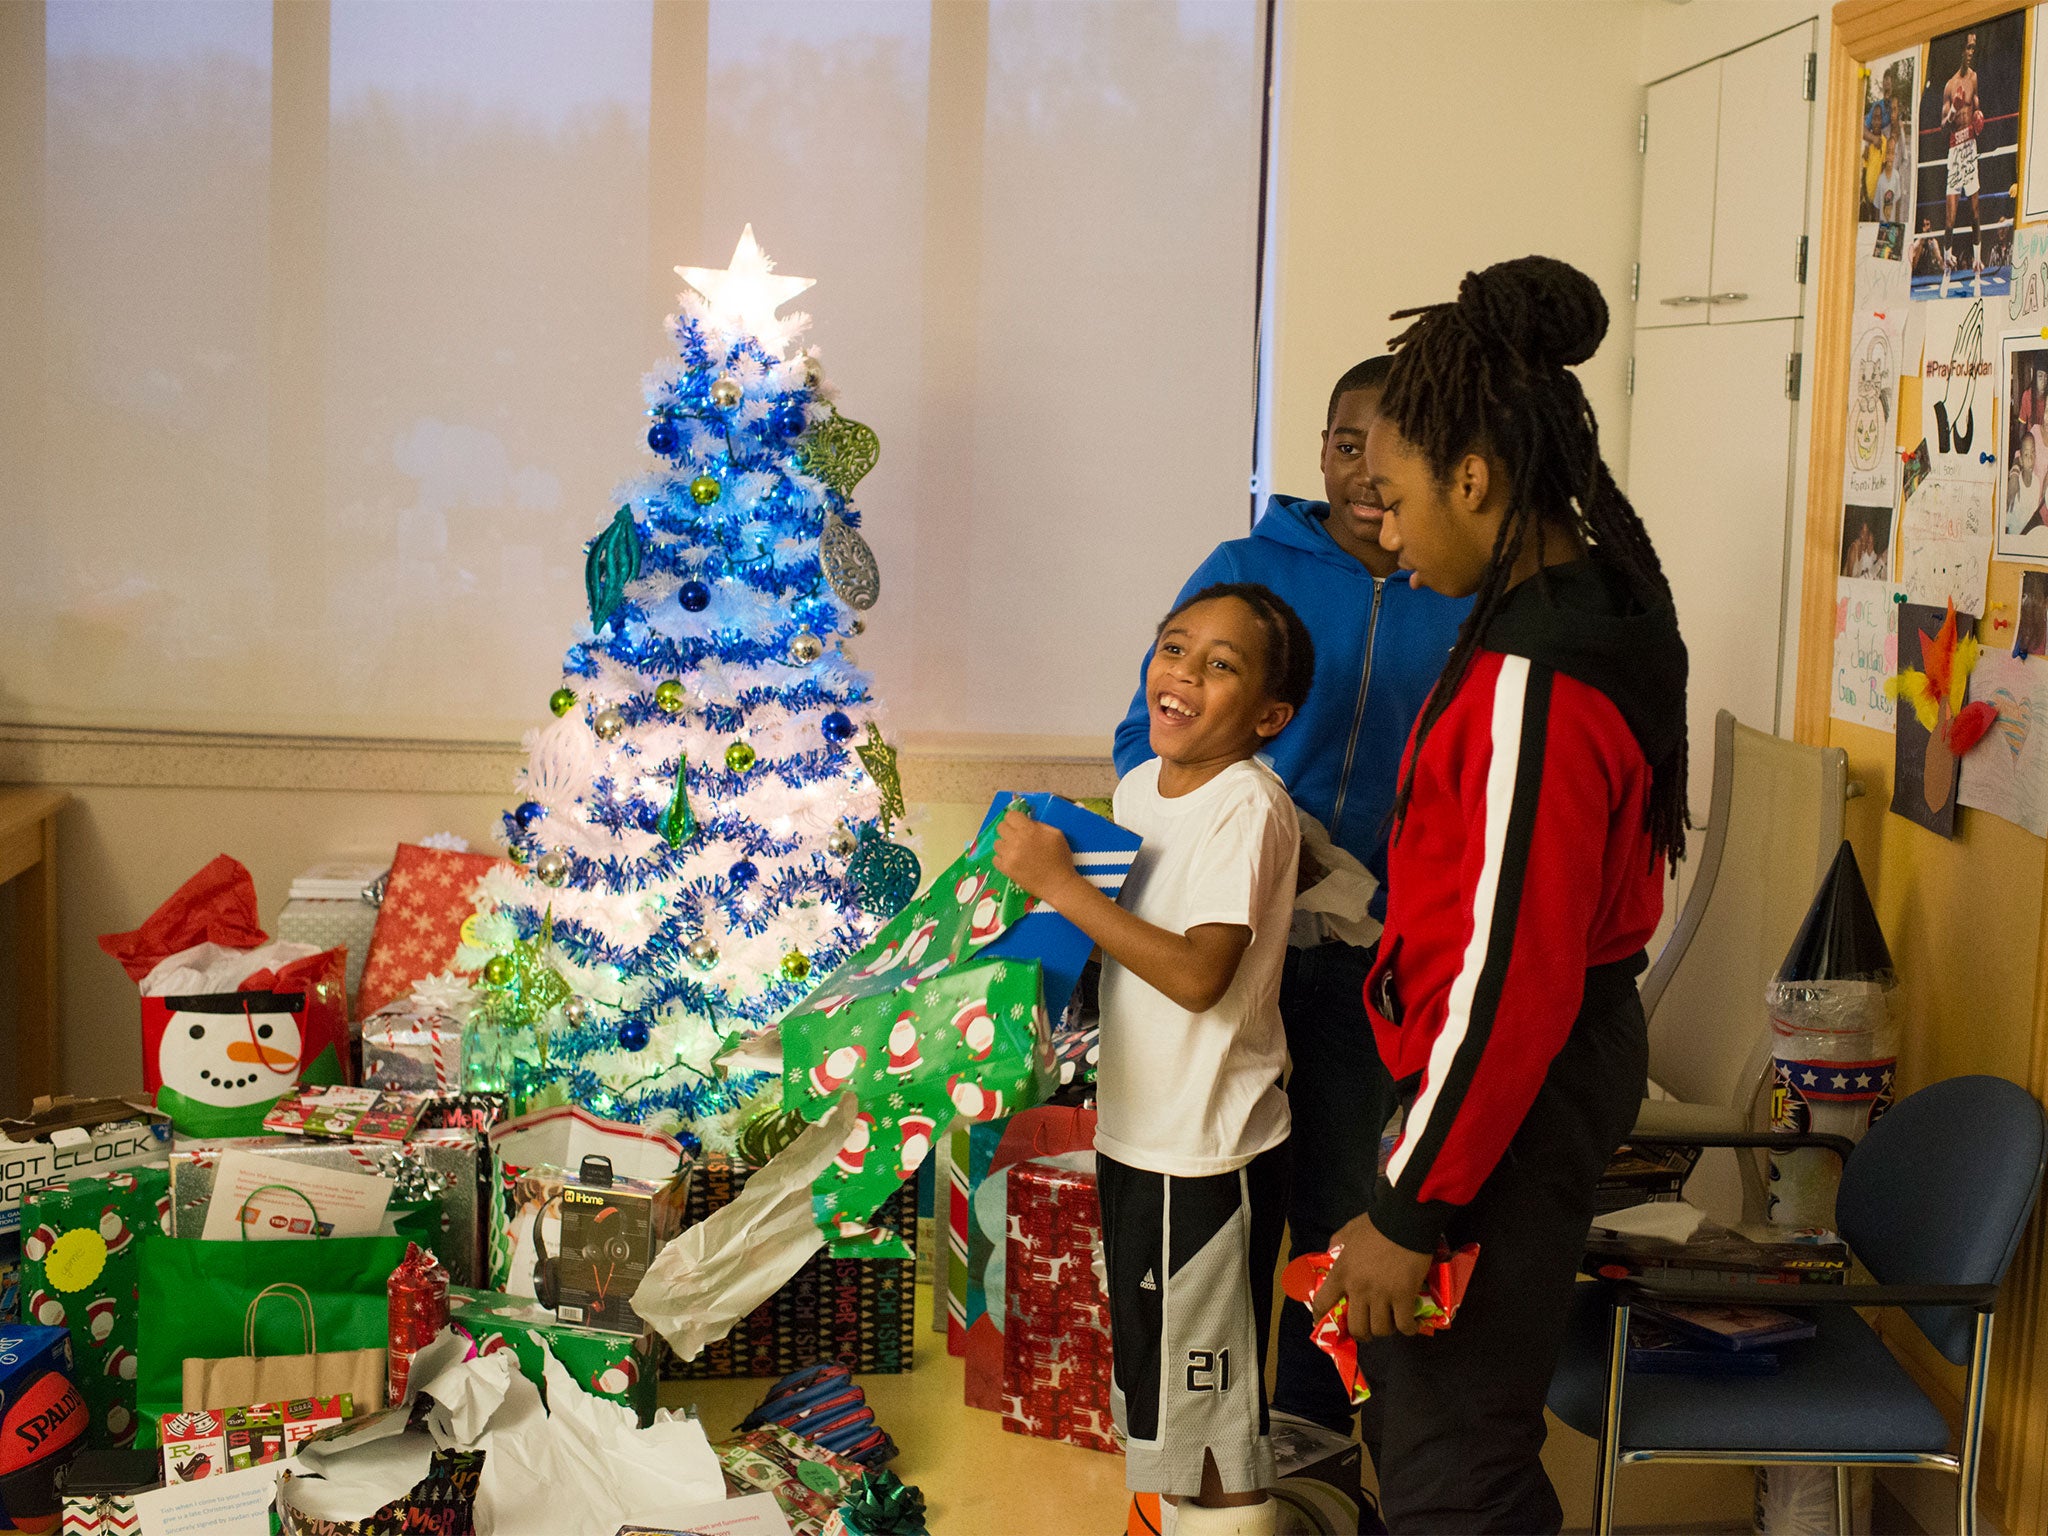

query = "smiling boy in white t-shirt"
[995,582,1311,1536]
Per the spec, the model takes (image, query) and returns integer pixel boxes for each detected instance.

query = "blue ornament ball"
[617,1020,651,1053]
[514,800,543,831]
[770,402,808,437]
[821,710,856,746]
[647,419,680,456]
[728,858,758,887]
[637,803,663,833]
[679,580,711,613]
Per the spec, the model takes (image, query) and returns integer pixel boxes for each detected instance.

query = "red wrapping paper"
[1000,1160,1118,1455]
[357,845,511,1018]
[98,854,271,981]
[1282,1242,1479,1404]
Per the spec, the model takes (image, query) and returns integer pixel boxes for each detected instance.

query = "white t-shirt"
[1096,756,1298,1177]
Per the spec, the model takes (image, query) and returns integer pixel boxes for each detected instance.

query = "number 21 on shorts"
[1186,1348,1233,1392]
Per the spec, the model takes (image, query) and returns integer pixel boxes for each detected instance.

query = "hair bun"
[1455,255,1607,369]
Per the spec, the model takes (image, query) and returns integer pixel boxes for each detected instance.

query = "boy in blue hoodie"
[1113,357,1470,1433]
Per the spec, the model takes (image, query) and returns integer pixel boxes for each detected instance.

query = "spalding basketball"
[0,1370,86,1533]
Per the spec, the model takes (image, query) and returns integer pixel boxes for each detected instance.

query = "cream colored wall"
[1268,0,1649,502]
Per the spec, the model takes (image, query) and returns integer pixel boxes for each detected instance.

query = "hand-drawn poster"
[1912,11,2025,299]
[1998,329,2048,561]
[1958,650,2048,836]
[2005,223,2048,327]
[2025,9,2048,221]
[1845,227,1911,506]
[1832,577,1902,731]
[1891,600,1973,837]
[1904,297,1997,611]
[1861,50,1918,234]
[1899,475,1994,611]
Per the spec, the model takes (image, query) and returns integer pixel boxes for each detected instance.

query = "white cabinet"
[1628,322,1802,820]
[1639,65,1722,329]
[1638,22,1816,329]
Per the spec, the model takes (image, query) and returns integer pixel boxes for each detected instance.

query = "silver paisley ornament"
[821,513,881,610]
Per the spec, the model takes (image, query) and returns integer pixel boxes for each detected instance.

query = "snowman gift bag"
[19,1165,169,1450]
[100,855,351,1137]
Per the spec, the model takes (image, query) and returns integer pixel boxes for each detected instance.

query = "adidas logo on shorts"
[1140,1268,1157,1291]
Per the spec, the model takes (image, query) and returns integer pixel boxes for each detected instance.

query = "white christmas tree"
[457,228,918,1152]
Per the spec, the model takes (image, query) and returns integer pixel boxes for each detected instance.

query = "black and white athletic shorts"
[1097,1151,1280,1497]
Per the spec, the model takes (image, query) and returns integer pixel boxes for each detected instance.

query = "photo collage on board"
[1834,9,2048,841]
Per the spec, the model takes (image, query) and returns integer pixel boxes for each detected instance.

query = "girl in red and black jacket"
[1310,256,1688,1535]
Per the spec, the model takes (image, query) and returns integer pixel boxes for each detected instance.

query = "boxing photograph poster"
[1912,11,2025,299]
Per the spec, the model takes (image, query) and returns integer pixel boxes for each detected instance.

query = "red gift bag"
[356,844,511,1018]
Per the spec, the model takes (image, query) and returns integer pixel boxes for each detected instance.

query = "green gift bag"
[136,1216,425,1446]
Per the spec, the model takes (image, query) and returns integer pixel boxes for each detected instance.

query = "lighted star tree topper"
[457,227,920,1150]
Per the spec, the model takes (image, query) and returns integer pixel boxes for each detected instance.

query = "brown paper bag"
[181,1283,386,1411]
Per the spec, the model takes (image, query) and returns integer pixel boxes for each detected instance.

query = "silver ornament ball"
[789,630,824,664]
[711,376,743,409]
[827,824,857,858]
[563,996,588,1027]
[688,934,719,970]
[593,707,625,741]
[849,618,866,636]
[535,849,569,887]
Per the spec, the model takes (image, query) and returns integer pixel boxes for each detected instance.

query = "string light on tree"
[457,227,918,1151]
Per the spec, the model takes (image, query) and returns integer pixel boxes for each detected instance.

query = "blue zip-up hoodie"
[1113,494,1472,911]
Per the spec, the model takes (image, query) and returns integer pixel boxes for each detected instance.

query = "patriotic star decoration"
[675,225,815,353]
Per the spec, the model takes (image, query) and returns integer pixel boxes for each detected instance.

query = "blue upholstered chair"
[1549,1074,2046,1536]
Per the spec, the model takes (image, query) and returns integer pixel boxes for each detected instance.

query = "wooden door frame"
[1798,6,2048,1529]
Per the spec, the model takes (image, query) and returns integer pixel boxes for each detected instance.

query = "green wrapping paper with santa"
[781,799,1139,1257]
[100,855,351,1136]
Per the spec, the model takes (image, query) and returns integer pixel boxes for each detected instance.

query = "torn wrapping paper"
[1281,1243,1479,1405]
[661,1158,914,1379]
[288,1330,726,1536]
[713,1425,864,1536]
[629,1096,860,1363]
[780,797,1131,1257]
[1291,810,1380,949]
[99,855,350,1138]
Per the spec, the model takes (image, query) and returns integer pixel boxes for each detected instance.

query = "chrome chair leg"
[1833,1466,1851,1536]
[1593,1302,1630,1536]
[1958,1314,1994,1536]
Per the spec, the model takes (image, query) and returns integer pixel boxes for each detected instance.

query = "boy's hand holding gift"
[1293,1237,1479,1402]
[991,805,1081,905]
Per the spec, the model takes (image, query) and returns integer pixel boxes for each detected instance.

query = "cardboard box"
[553,1166,664,1336]
[0,1100,171,1242]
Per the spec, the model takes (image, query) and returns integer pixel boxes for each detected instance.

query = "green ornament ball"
[725,740,757,773]
[690,474,722,506]
[549,687,576,717]
[654,680,685,713]
[780,950,811,983]
[483,955,514,987]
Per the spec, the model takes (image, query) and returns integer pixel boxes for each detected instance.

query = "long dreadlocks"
[1383,255,1689,867]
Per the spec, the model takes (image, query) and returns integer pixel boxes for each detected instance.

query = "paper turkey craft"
[1889,600,1998,827]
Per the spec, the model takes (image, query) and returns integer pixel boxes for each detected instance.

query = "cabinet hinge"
[1785,352,1803,401]
[1630,262,1641,303]
[1795,234,1809,285]
[1803,52,1817,102]
[1627,357,1636,397]
[1638,113,1649,154]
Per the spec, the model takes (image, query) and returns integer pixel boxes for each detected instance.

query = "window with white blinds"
[2,0,1261,745]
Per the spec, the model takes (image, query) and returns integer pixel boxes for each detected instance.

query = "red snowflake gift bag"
[355,844,511,1018]
[100,855,350,1138]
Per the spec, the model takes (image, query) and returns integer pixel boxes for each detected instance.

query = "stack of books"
[1628,1301,1817,1376]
